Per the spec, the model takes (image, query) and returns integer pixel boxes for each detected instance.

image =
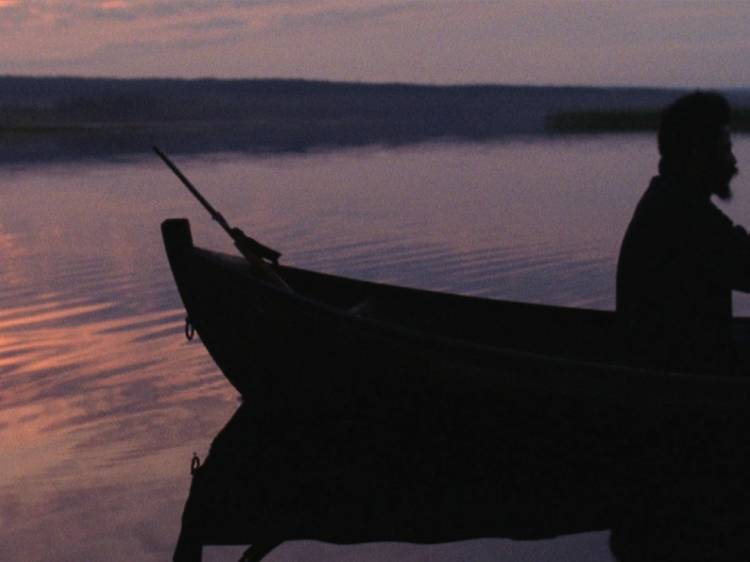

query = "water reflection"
[2,136,750,561]
[0,215,236,560]
[298,234,616,311]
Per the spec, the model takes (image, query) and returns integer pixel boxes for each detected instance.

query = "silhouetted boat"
[161,217,750,405]
[163,218,750,561]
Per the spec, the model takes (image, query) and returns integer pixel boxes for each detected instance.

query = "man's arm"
[700,205,750,292]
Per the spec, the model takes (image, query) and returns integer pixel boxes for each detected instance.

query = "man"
[616,91,750,375]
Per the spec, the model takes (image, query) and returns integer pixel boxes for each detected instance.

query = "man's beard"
[714,168,739,201]
[715,182,733,201]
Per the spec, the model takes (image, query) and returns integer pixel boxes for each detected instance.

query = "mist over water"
[3,135,750,561]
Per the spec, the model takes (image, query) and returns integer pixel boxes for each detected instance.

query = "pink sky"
[2,0,750,87]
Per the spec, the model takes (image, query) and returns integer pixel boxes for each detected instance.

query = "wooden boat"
[163,218,750,561]
[162,217,750,407]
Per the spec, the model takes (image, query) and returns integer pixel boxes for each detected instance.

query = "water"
[3,135,750,561]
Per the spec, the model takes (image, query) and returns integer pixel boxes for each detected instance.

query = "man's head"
[658,91,738,199]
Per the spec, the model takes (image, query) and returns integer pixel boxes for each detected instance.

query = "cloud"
[179,15,251,32]
[0,0,256,28]
[3,1,750,86]
[273,1,436,31]
[0,0,444,74]
[0,0,432,29]
[0,2,32,28]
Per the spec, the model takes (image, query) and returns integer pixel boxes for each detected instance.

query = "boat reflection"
[175,353,750,562]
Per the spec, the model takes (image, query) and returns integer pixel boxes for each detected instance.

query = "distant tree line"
[1,76,746,163]
[546,108,750,133]
[0,76,691,133]
[0,79,554,139]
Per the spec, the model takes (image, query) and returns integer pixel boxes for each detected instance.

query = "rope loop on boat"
[184,316,194,341]
[190,452,201,476]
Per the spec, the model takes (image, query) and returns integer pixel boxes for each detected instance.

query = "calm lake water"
[3,135,750,561]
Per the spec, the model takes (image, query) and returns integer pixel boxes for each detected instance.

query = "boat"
[163,218,750,562]
[162,217,750,408]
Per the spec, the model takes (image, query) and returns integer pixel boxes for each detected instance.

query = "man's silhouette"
[617,91,748,375]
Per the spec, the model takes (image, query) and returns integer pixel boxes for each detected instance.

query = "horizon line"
[2,73,741,92]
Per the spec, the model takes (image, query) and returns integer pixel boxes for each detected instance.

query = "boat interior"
[277,262,620,365]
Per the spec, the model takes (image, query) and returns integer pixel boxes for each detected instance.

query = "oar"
[154,146,292,291]
[153,146,281,264]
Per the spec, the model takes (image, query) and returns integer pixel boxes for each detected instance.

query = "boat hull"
[162,219,750,559]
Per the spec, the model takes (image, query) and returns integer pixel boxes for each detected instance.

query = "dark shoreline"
[546,108,750,133]
[2,76,749,163]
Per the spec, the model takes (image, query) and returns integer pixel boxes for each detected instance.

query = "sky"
[2,0,750,87]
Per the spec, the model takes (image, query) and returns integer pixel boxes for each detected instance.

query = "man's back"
[617,175,750,374]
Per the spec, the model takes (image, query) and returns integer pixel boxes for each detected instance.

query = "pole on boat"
[153,146,282,265]
[154,147,292,292]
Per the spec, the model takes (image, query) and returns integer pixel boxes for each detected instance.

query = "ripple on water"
[292,234,616,308]
[2,142,656,561]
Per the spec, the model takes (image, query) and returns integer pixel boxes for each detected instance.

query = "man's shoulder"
[636,175,675,206]
[630,176,679,223]
[638,176,731,223]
